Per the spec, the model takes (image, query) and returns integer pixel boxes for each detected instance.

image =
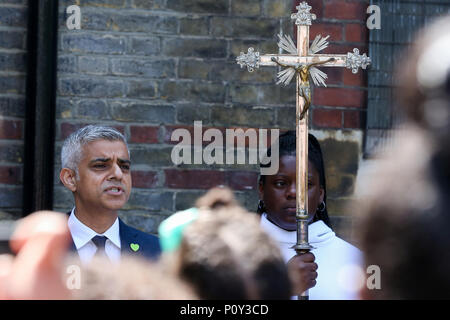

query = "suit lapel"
[66,211,78,253]
[65,211,82,265]
[119,218,138,255]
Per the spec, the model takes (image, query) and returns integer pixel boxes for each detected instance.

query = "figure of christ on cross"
[237,1,370,300]
[271,56,335,120]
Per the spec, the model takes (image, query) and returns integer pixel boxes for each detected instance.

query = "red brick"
[310,23,343,41]
[60,123,88,140]
[164,169,226,189]
[165,125,226,146]
[0,166,20,184]
[320,43,368,55]
[130,126,158,144]
[345,23,367,43]
[305,45,368,87]
[319,67,343,85]
[342,67,366,87]
[344,110,363,129]
[60,123,125,140]
[313,87,366,108]
[226,171,259,191]
[0,120,22,139]
[313,108,342,128]
[324,0,366,21]
[131,170,158,188]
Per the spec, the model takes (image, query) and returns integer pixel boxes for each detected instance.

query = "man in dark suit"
[59,125,160,264]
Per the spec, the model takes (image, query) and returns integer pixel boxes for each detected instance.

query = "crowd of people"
[0,15,449,300]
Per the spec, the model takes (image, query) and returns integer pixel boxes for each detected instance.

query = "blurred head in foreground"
[162,187,291,299]
[0,210,195,300]
[71,255,197,300]
[358,15,450,299]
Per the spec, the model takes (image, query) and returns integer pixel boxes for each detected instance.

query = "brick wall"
[304,0,369,130]
[0,0,27,219]
[0,0,371,244]
[52,0,371,243]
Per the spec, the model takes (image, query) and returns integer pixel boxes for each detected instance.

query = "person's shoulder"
[135,226,159,243]
[333,235,363,256]
[120,220,159,242]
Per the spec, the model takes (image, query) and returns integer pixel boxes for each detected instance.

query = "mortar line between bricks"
[0,28,28,33]
[318,40,368,45]
[318,19,366,24]
[0,162,23,167]
[0,48,27,53]
[107,98,220,107]
[56,120,171,127]
[58,7,191,17]
[314,106,368,110]
[0,115,25,121]
[59,29,280,41]
[314,84,369,90]
[0,139,24,145]
[0,4,27,8]
[0,184,22,189]
[62,55,237,63]
[0,71,27,76]
[63,6,279,18]
[56,74,212,81]
[0,93,25,98]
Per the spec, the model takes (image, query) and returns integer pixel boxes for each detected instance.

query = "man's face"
[73,140,132,213]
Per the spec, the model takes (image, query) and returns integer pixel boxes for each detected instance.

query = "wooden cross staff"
[236,1,370,300]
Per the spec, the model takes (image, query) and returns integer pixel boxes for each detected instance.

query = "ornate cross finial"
[291,1,316,26]
[346,48,371,74]
[236,47,261,72]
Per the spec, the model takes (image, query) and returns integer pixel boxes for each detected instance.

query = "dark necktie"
[91,235,108,258]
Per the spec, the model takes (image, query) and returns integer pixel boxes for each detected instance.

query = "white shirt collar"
[260,212,334,246]
[68,207,121,249]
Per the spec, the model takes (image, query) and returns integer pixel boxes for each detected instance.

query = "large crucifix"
[236,1,370,300]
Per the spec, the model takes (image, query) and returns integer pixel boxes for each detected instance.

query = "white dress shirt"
[260,213,363,300]
[68,208,121,265]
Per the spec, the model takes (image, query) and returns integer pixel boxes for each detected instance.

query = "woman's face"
[258,155,324,231]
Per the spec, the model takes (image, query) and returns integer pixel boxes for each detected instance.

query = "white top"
[260,213,363,300]
[68,208,121,265]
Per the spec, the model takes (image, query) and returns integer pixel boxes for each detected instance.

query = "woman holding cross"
[257,131,363,299]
